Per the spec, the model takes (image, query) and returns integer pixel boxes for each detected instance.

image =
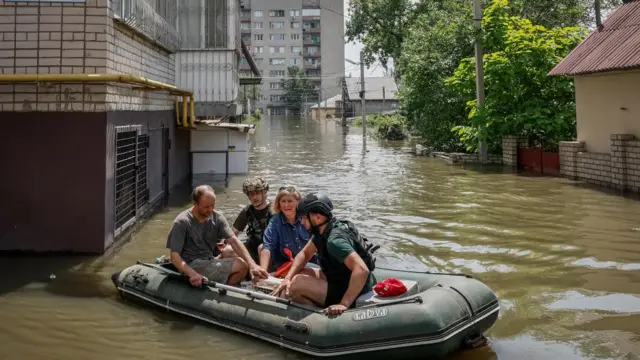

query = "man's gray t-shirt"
[166,209,234,264]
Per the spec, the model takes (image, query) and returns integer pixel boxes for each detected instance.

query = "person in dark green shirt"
[271,193,377,315]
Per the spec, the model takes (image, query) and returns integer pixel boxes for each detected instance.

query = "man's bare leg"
[226,257,249,285]
[288,269,328,307]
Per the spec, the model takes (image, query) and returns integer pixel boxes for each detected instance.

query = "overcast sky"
[342,0,391,78]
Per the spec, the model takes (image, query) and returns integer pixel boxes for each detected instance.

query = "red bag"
[273,248,294,278]
[373,278,407,297]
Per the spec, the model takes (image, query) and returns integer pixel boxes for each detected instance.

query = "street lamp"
[346,51,366,138]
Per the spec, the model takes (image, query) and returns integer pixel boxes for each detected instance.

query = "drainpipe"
[190,95,195,127]
[182,96,189,128]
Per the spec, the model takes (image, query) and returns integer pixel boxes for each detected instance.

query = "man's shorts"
[189,258,236,284]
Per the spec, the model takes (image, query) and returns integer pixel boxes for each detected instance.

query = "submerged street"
[1,116,639,360]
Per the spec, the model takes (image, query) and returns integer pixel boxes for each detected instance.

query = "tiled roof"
[549,1,640,76]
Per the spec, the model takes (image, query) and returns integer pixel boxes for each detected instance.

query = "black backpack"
[330,220,380,271]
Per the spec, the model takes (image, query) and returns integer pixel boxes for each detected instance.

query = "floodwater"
[1,116,640,360]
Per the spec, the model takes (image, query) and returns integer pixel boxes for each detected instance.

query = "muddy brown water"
[1,116,639,360]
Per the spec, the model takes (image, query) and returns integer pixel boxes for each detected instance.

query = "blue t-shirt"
[262,212,318,271]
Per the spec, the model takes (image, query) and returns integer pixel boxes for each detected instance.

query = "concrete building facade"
[238,0,344,115]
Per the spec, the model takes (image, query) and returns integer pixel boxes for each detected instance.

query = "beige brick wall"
[560,134,640,192]
[0,0,176,112]
[502,135,527,166]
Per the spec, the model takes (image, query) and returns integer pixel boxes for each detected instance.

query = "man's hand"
[249,263,269,283]
[270,278,292,298]
[189,272,207,287]
[324,303,348,315]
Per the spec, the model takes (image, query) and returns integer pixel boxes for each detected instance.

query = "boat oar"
[200,277,292,305]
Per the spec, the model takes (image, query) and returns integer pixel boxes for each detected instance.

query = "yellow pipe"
[174,97,180,125]
[190,95,195,128]
[182,96,188,128]
[0,73,198,128]
[0,73,194,96]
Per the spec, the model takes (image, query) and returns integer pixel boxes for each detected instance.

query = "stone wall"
[560,134,640,192]
[0,0,176,112]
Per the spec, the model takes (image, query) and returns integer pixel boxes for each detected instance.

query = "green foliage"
[280,66,317,112]
[345,0,430,71]
[345,0,621,153]
[445,0,588,152]
[244,85,261,101]
[396,0,474,152]
[242,109,262,125]
[353,113,407,140]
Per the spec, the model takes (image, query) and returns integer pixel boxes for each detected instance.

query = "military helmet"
[297,193,334,218]
[242,177,269,194]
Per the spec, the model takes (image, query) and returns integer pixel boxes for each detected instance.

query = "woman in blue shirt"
[260,186,318,273]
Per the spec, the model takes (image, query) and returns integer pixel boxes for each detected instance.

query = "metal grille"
[136,134,149,209]
[115,130,138,230]
[115,126,150,233]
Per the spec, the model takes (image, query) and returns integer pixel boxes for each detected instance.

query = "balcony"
[241,13,251,21]
[303,38,320,45]
[303,27,321,34]
[241,27,252,34]
[303,63,321,70]
[303,52,321,58]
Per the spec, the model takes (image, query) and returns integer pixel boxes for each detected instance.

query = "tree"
[396,0,475,152]
[280,66,316,113]
[243,85,261,102]
[345,0,430,71]
[445,0,588,153]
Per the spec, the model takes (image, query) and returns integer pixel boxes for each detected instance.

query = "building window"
[291,34,300,40]
[253,46,264,53]
[254,34,263,41]
[291,22,300,29]
[269,70,286,77]
[270,58,285,65]
[240,22,250,29]
[255,58,263,64]
[270,22,285,29]
[241,10,251,17]
[302,9,321,16]
[289,58,300,65]
[177,0,229,49]
[269,46,285,54]
[303,21,319,29]
[254,10,263,17]
[290,10,300,17]
[270,82,282,90]
[269,34,285,41]
[290,46,301,55]
[269,10,285,17]
[270,95,285,102]
[254,22,263,29]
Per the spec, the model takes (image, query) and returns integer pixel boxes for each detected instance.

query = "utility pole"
[382,86,385,110]
[317,89,321,121]
[341,77,348,127]
[474,0,487,163]
[360,50,366,138]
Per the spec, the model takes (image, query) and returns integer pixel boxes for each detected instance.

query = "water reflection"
[0,116,639,360]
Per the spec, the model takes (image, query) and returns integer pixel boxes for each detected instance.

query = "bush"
[354,113,407,140]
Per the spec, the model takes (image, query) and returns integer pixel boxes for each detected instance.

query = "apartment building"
[239,0,344,115]
[0,0,259,254]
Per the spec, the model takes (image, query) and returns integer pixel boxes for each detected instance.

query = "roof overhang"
[240,39,262,84]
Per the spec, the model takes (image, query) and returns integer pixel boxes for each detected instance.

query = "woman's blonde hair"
[272,186,302,214]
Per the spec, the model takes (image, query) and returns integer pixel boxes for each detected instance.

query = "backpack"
[330,220,380,271]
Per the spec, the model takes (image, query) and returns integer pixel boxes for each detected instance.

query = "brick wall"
[502,135,528,166]
[0,0,176,112]
[560,134,640,192]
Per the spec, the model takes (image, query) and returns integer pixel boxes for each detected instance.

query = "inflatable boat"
[111,257,500,359]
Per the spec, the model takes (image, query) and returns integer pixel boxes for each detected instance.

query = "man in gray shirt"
[166,185,269,287]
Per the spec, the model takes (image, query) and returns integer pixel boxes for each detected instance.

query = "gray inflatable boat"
[111,257,500,359]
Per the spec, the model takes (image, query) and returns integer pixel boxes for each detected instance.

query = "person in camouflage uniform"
[232,177,273,264]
